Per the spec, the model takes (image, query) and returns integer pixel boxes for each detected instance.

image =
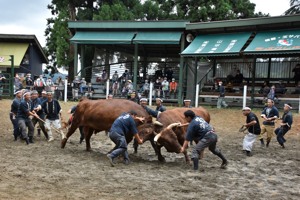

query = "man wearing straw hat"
[241,107,261,156]
[274,103,293,148]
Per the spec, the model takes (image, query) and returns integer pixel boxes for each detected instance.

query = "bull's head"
[137,120,163,141]
[154,122,184,153]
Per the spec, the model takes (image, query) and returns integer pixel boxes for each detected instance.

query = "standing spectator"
[45,77,54,92]
[267,85,276,101]
[141,80,150,98]
[275,103,293,148]
[0,72,6,99]
[180,110,228,170]
[112,71,119,82]
[25,73,34,90]
[241,107,261,156]
[101,69,108,83]
[161,77,169,99]
[72,76,81,101]
[126,80,134,98]
[14,74,22,91]
[258,99,279,147]
[122,70,129,81]
[79,78,87,95]
[106,111,144,166]
[41,92,65,142]
[34,75,46,96]
[217,81,228,109]
[10,89,22,140]
[55,76,65,100]
[155,69,163,80]
[153,79,161,99]
[292,63,300,85]
[165,68,173,81]
[169,78,178,98]
[112,81,119,96]
[16,91,37,144]
[84,83,95,99]
[31,90,48,139]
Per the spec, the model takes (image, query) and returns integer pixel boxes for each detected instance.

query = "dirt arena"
[0,99,299,200]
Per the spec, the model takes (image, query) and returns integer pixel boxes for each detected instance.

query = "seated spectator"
[275,80,287,94]
[141,80,150,98]
[234,70,243,84]
[259,81,270,97]
[84,83,94,99]
[226,66,237,84]
[267,85,276,100]
[291,82,300,94]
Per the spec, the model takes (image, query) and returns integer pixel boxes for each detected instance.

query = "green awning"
[70,31,135,44]
[244,29,300,55]
[0,43,29,67]
[133,32,182,44]
[181,32,251,57]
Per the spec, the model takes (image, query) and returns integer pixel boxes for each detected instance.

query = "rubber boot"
[266,139,270,148]
[25,138,29,145]
[29,136,34,144]
[37,129,41,137]
[246,151,252,157]
[260,139,265,147]
[192,158,199,170]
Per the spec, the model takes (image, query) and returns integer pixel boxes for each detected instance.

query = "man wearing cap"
[184,99,192,108]
[31,90,48,140]
[258,98,279,147]
[242,107,261,156]
[10,89,22,140]
[274,103,293,148]
[41,92,65,142]
[16,91,38,144]
[217,81,228,109]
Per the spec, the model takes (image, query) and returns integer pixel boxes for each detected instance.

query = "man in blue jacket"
[275,103,293,148]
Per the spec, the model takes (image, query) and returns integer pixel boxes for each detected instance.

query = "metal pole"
[64,79,68,102]
[106,79,109,98]
[195,84,199,107]
[10,55,14,96]
[133,43,138,90]
[149,82,153,106]
[243,85,247,108]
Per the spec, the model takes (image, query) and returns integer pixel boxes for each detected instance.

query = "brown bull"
[61,99,151,151]
[138,107,210,162]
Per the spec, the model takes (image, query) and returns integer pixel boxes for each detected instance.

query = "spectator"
[85,83,95,99]
[165,68,173,81]
[234,70,243,84]
[112,71,119,82]
[34,75,46,96]
[112,81,119,96]
[155,69,163,80]
[184,99,192,108]
[169,78,178,98]
[0,72,6,99]
[25,73,34,90]
[129,91,139,103]
[291,82,300,94]
[45,77,54,92]
[126,80,134,98]
[275,80,287,94]
[259,81,270,98]
[292,63,300,85]
[226,66,237,83]
[122,70,129,81]
[72,76,81,101]
[55,76,64,100]
[161,77,169,99]
[79,78,87,95]
[217,81,228,109]
[14,74,22,91]
[153,79,161,99]
[267,85,276,101]
[141,80,150,98]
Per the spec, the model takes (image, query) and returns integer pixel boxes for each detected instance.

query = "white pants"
[243,132,257,151]
[45,119,63,139]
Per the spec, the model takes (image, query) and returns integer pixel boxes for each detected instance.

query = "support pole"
[64,79,68,102]
[195,84,199,107]
[243,85,247,108]
[149,82,153,106]
[133,43,138,90]
[106,79,109,98]
[9,55,14,96]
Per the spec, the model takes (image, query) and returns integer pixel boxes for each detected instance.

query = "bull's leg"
[149,137,159,155]
[61,123,79,148]
[183,151,192,165]
[133,138,138,154]
[85,128,93,151]
[156,146,166,162]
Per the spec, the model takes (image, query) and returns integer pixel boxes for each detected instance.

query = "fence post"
[243,85,247,108]
[64,79,68,102]
[149,82,153,106]
[195,84,199,107]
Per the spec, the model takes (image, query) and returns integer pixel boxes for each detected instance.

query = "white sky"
[0,0,292,47]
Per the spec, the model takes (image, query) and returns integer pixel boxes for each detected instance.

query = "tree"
[285,0,300,15]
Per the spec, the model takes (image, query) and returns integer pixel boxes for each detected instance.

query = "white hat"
[140,98,148,102]
[14,89,22,95]
[242,107,251,111]
[156,98,163,102]
[42,90,47,94]
[23,91,31,98]
[127,80,132,83]
[184,99,191,102]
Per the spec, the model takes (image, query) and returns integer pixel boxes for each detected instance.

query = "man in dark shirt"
[275,103,293,148]
[106,111,144,167]
[258,99,279,147]
[31,90,48,140]
[143,98,166,118]
[217,81,228,109]
[241,107,261,156]
[180,110,228,170]
[41,92,64,142]
[16,91,38,144]
[10,89,22,140]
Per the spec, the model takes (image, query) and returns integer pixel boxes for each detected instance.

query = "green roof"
[244,29,300,55]
[181,32,251,57]
[133,32,182,45]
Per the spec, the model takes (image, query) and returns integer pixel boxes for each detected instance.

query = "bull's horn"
[153,131,158,135]
[167,122,181,130]
[154,121,163,126]
[154,133,161,142]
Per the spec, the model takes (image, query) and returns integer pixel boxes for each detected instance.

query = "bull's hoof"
[158,156,166,162]
[61,138,68,148]
[86,147,92,152]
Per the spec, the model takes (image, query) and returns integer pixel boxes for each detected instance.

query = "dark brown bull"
[61,99,152,151]
[138,107,210,162]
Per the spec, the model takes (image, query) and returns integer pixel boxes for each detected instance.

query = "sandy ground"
[0,99,300,200]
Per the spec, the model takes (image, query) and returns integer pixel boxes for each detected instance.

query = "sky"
[0,0,292,47]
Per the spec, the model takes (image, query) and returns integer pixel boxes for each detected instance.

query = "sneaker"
[48,137,54,142]
[106,154,115,167]
[221,160,228,169]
